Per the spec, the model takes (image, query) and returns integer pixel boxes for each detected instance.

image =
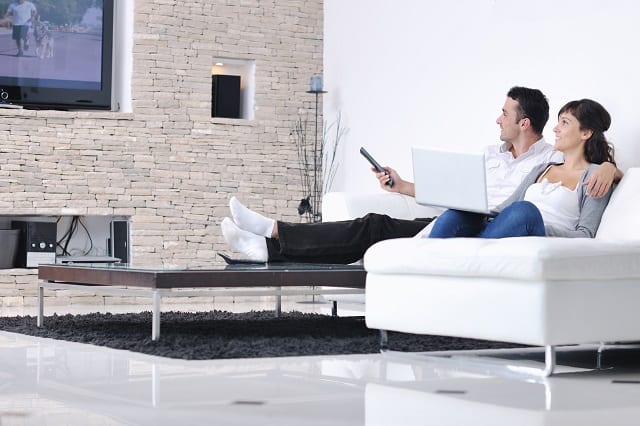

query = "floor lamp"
[306,75,327,222]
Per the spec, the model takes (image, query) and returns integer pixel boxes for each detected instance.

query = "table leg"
[379,330,389,351]
[275,287,281,318]
[152,289,160,341]
[37,284,44,327]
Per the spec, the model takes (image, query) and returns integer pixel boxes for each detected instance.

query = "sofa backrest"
[322,192,441,222]
[596,167,640,241]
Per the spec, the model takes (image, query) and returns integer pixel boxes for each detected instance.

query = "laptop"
[412,146,491,214]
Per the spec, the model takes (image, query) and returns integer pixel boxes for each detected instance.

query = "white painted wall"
[324,0,640,193]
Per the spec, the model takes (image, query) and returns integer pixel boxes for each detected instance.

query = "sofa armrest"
[322,192,442,222]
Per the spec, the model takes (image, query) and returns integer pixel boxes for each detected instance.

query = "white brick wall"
[0,0,324,306]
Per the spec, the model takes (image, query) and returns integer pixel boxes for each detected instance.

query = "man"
[221,87,620,263]
[5,0,37,57]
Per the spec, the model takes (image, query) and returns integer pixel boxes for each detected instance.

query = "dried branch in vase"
[291,111,347,222]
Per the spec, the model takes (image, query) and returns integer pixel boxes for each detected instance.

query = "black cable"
[55,216,98,256]
[56,216,72,256]
[77,218,94,255]
[62,217,78,256]
[56,216,79,256]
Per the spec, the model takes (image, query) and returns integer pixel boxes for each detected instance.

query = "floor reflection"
[2,327,640,425]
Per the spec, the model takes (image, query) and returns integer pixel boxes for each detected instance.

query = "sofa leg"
[543,345,556,377]
[379,330,389,352]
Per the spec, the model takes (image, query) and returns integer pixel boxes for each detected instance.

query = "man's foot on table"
[221,217,269,262]
[229,196,275,238]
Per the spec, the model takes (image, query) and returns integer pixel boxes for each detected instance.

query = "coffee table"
[37,263,366,340]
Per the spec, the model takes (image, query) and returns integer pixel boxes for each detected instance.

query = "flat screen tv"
[0,0,114,110]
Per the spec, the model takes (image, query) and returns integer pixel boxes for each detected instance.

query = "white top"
[7,1,36,26]
[524,178,580,231]
[484,138,563,209]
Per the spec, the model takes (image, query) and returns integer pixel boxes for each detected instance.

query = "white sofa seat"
[364,168,640,369]
[364,237,640,282]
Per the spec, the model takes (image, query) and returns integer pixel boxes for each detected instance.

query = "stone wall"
[0,0,324,307]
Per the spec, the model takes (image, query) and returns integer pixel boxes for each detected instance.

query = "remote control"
[360,147,393,187]
[217,252,266,265]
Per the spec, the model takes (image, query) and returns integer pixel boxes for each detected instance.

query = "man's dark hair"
[506,86,549,135]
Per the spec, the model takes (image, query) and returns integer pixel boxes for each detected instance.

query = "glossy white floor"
[2,300,640,425]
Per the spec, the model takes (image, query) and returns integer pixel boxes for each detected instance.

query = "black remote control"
[360,147,393,187]
[217,252,266,265]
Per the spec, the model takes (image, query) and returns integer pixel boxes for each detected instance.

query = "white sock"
[221,217,268,262]
[229,196,275,238]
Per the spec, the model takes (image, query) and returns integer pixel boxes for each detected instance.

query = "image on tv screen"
[0,0,105,91]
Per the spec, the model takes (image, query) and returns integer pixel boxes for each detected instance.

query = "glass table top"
[41,261,365,273]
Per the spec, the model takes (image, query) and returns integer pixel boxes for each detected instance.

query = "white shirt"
[484,138,562,209]
[7,1,36,26]
[524,178,580,232]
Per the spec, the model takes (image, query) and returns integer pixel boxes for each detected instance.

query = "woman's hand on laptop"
[373,166,415,197]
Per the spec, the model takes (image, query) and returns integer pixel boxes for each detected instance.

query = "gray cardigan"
[494,163,613,238]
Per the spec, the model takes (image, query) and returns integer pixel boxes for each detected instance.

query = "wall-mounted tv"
[0,0,114,110]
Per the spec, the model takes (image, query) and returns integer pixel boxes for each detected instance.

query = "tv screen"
[0,0,114,110]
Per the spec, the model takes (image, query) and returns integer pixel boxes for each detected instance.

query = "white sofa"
[323,168,640,375]
[363,168,640,375]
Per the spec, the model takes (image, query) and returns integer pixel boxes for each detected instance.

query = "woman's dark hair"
[507,86,550,135]
[558,99,616,165]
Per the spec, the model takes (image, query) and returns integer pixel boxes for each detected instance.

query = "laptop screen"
[412,147,490,214]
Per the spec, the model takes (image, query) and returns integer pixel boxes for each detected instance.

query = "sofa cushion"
[364,236,640,281]
[596,167,640,241]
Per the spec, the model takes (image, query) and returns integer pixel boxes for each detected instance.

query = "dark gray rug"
[0,310,523,360]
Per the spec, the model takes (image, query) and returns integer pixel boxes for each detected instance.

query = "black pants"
[266,213,434,264]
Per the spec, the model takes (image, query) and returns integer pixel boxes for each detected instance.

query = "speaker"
[11,221,57,268]
[211,74,241,118]
[110,220,129,263]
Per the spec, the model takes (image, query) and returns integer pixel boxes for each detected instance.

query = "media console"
[0,215,129,269]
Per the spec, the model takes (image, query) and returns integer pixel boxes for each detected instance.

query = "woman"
[429,98,616,239]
